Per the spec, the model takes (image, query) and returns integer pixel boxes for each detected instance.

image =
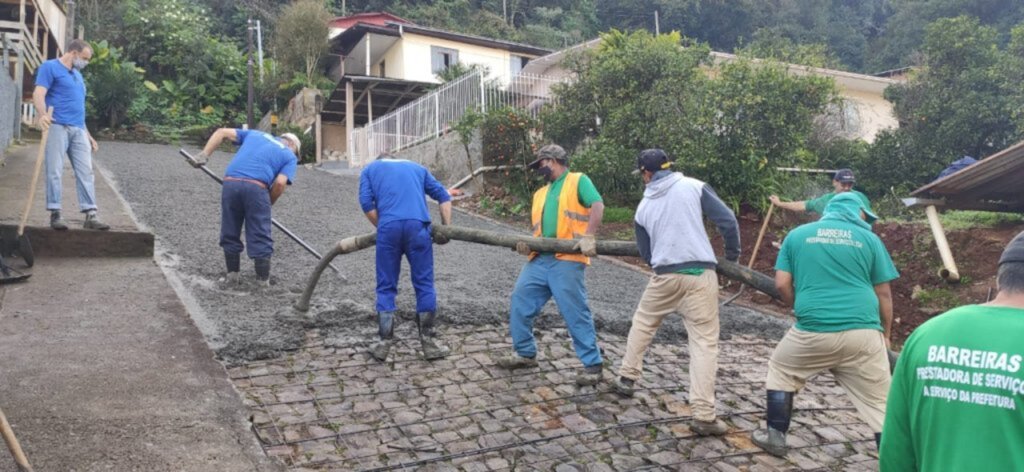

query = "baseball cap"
[999,231,1024,266]
[527,144,568,169]
[280,133,301,156]
[632,148,672,175]
[833,168,856,184]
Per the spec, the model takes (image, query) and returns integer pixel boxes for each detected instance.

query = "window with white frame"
[431,46,459,74]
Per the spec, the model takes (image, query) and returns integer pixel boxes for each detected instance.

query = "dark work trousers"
[220,180,273,259]
[375,219,436,313]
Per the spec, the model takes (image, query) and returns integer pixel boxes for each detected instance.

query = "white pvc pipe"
[924,205,961,282]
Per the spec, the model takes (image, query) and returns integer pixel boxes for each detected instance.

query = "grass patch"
[939,211,1024,230]
[603,207,635,223]
[913,287,961,311]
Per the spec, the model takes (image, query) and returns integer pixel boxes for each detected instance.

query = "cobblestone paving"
[230,322,878,471]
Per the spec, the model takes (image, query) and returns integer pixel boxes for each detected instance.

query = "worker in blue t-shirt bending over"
[194,128,300,286]
[359,154,453,362]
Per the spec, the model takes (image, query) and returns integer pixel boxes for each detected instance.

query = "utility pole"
[654,10,660,35]
[503,0,507,25]
[65,0,76,49]
[256,19,264,82]
[246,15,255,129]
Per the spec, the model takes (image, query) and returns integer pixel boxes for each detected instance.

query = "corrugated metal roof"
[910,139,1024,212]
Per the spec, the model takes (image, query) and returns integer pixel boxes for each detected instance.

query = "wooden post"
[364,35,370,76]
[345,80,354,161]
[314,94,323,165]
[924,205,961,282]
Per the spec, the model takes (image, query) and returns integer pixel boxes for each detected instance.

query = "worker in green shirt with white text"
[752,193,899,457]
[770,168,872,218]
[880,230,1024,471]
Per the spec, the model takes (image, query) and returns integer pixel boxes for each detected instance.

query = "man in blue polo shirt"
[33,39,109,230]
[195,128,299,286]
[359,154,452,361]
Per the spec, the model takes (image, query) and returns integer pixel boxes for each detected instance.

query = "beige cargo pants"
[618,271,721,422]
[766,327,891,432]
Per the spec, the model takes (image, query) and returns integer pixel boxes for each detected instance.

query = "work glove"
[190,152,209,168]
[432,226,450,245]
[574,234,597,257]
[515,241,532,257]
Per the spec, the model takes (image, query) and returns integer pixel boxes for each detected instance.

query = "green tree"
[275,0,333,87]
[543,29,837,207]
[868,0,1024,72]
[84,40,154,129]
[855,17,1024,197]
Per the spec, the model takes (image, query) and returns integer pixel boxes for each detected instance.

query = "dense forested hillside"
[80,0,1024,73]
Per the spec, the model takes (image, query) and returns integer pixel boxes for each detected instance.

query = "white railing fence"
[22,102,35,126]
[349,71,566,167]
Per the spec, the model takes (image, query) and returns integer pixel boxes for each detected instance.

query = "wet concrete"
[95,142,791,366]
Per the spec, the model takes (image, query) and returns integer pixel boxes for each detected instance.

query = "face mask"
[72,58,89,70]
[536,165,554,182]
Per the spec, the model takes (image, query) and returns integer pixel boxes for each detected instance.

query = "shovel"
[11,108,53,268]
[0,254,31,285]
[0,406,33,471]
[722,203,774,306]
[178,149,345,280]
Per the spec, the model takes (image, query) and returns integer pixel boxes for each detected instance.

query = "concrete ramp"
[0,141,280,471]
[0,143,153,259]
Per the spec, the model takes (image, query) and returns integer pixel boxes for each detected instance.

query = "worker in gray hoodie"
[613,149,740,437]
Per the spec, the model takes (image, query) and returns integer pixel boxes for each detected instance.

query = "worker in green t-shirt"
[880,231,1024,471]
[770,168,872,217]
[751,192,899,457]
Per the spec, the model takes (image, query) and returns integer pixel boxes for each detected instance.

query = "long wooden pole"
[0,407,33,472]
[294,225,781,312]
[747,204,774,270]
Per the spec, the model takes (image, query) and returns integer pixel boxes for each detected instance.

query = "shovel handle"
[18,108,53,236]
[0,407,33,472]
[178,149,344,278]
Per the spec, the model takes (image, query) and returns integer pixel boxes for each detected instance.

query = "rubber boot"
[369,311,395,361]
[416,311,450,360]
[225,252,241,273]
[751,390,794,457]
[254,258,271,286]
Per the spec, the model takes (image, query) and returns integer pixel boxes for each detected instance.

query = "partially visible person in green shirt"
[880,230,1024,472]
[770,168,872,217]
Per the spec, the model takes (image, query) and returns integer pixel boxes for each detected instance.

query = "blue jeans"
[509,254,603,367]
[375,219,436,313]
[220,180,273,259]
[45,124,97,212]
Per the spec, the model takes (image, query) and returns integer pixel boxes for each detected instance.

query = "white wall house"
[319,12,551,160]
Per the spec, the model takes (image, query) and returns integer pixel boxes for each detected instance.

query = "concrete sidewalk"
[0,142,152,258]
[0,142,279,471]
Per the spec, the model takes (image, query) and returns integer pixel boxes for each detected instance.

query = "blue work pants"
[375,219,436,313]
[509,254,603,367]
[220,180,273,259]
